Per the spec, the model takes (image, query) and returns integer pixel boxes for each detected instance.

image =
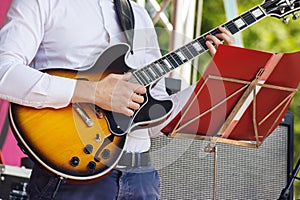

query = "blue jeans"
[28,165,160,200]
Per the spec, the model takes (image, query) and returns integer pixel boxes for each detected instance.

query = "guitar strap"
[114,0,135,54]
[0,113,9,151]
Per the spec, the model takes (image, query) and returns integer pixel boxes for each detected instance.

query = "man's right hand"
[72,73,146,116]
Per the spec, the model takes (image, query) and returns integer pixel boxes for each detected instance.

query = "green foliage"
[201,0,226,32]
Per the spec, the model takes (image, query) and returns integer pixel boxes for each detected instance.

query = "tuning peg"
[283,17,290,24]
[292,13,299,20]
[280,7,286,14]
[290,3,295,10]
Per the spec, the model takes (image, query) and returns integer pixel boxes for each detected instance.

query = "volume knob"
[87,161,96,171]
[84,144,93,154]
[70,156,80,167]
[102,149,111,159]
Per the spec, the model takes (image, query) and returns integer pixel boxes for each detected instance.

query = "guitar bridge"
[89,104,104,119]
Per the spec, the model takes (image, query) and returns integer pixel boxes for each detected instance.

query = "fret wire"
[134,70,147,85]
[191,41,205,54]
[175,49,188,62]
[136,69,150,85]
[150,63,163,77]
[145,65,157,82]
[250,7,265,20]
[155,62,167,74]
[186,43,199,57]
[131,72,141,84]
[165,55,177,69]
[224,21,239,34]
[178,47,188,59]
[145,66,156,81]
[159,59,171,72]
[171,52,184,65]
[148,67,158,78]
[233,17,247,30]
[197,37,208,51]
[241,12,256,25]
[138,70,149,85]
[157,60,169,73]
[181,46,194,60]
[247,11,257,21]
[261,1,273,9]
[133,71,142,84]
[210,28,221,36]
[141,70,151,84]
[129,72,142,85]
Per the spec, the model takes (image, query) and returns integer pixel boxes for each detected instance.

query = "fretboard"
[133,5,267,86]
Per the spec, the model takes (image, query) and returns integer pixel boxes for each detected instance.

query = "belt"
[116,151,151,169]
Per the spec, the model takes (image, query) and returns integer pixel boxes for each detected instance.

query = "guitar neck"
[132,4,267,86]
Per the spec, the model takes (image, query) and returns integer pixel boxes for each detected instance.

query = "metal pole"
[223,0,244,47]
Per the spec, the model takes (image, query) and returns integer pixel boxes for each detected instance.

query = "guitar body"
[9,44,173,180]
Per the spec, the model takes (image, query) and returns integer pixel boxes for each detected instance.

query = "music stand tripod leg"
[278,158,300,200]
[204,143,218,200]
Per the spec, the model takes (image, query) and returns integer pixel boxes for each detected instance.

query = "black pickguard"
[105,87,173,135]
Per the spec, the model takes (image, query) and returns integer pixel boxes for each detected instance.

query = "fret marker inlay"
[234,18,246,29]
[192,42,203,52]
[163,60,173,69]
[176,51,187,62]
[251,8,264,18]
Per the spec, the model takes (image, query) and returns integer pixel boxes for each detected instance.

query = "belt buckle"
[131,152,136,167]
[115,152,143,169]
[131,153,141,168]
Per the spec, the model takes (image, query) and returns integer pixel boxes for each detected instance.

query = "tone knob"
[87,161,96,171]
[84,144,93,154]
[102,149,111,159]
[70,156,80,167]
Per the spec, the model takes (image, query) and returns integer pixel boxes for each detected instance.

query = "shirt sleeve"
[0,0,76,109]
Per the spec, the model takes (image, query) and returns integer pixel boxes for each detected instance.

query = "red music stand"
[162,44,300,148]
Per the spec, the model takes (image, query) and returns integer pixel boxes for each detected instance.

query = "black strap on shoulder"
[114,0,135,54]
[0,113,9,150]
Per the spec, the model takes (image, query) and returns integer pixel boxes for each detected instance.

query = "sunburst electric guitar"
[9,0,300,180]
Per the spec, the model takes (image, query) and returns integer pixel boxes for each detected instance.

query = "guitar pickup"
[73,103,94,127]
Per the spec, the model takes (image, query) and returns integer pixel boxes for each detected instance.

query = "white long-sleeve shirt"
[0,0,193,152]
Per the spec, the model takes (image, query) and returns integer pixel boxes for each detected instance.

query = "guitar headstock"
[262,0,300,22]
